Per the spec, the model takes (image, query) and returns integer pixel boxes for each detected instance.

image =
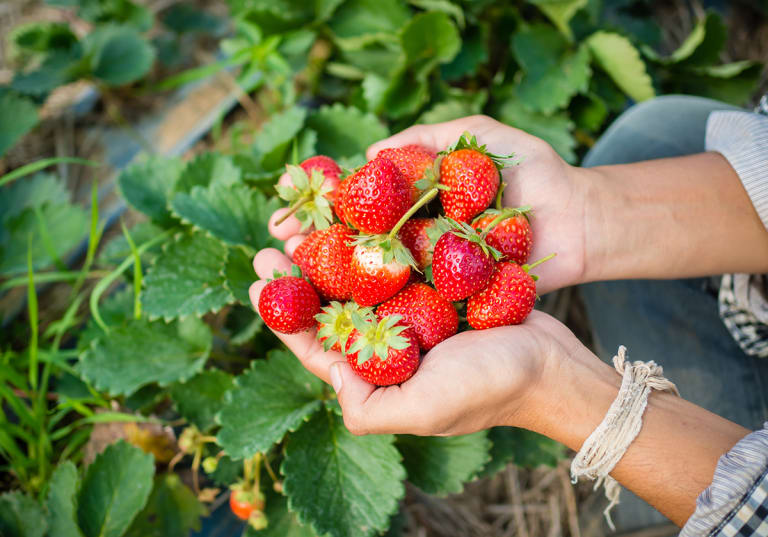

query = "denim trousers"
[579,95,768,531]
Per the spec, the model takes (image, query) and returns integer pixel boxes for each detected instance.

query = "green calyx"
[269,264,303,281]
[315,301,374,353]
[413,156,450,192]
[347,313,411,366]
[522,253,556,281]
[275,165,334,231]
[441,131,518,173]
[437,216,502,261]
[474,205,533,236]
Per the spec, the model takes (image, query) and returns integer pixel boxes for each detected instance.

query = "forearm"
[580,152,768,283]
[517,340,749,526]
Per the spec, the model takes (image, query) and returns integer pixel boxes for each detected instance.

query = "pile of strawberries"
[258,133,552,386]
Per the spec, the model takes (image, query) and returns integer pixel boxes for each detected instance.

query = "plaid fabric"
[712,468,768,537]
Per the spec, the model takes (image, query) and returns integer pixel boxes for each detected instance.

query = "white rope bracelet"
[570,345,680,530]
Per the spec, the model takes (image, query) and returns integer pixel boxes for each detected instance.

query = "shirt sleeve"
[705,111,768,230]
[680,423,768,537]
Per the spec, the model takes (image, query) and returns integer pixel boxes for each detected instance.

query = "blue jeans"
[580,95,768,531]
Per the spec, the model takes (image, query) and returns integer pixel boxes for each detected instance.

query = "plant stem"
[525,253,556,272]
[274,195,311,226]
[387,187,439,241]
[495,181,506,210]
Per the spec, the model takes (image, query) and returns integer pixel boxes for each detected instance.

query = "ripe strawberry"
[376,283,458,351]
[292,229,323,275]
[334,177,351,225]
[345,314,420,386]
[472,207,533,265]
[301,224,354,301]
[439,132,514,223]
[258,275,321,334]
[432,218,501,301]
[275,164,335,230]
[377,145,436,203]
[466,254,554,329]
[300,155,341,202]
[398,217,436,271]
[316,301,373,352]
[340,157,411,234]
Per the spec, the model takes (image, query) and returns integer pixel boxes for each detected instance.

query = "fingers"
[252,248,293,278]
[284,234,307,259]
[269,209,304,241]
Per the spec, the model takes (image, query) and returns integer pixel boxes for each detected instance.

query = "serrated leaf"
[380,70,430,119]
[401,11,461,76]
[673,12,725,66]
[282,406,405,537]
[513,25,591,114]
[78,317,211,396]
[528,0,587,39]
[0,172,66,221]
[496,96,576,163]
[587,31,654,103]
[253,106,307,171]
[441,23,488,81]
[480,427,566,477]
[171,182,280,250]
[174,152,242,193]
[47,462,83,537]
[217,349,325,458]
[396,432,490,496]
[329,0,410,49]
[84,25,155,85]
[118,156,184,225]
[98,221,165,267]
[77,440,155,537]
[124,474,206,537]
[170,369,234,432]
[306,104,389,160]
[77,287,134,352]
[141,231,233,320]
[0,492,47,537]
[0,92,38,157]
[223,246,255,305]
[10,48,82,98]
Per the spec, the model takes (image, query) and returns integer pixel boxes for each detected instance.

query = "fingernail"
[330,364,343,393]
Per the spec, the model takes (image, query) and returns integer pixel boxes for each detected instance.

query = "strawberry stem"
[387,187,439,241]
[495,181,506,210]
[524,252,556,272]
[274,195,311,226]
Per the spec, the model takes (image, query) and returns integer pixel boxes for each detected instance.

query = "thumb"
[329,361,377,434]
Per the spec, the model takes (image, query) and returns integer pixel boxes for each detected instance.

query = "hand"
[270,114,589,294]
[249,247,573,436]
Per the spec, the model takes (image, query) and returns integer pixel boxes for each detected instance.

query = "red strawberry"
[439,132,514,223]
[345,314,420,386]
[399,218,436,271]
[258,275,321,334]
[349,242,411,307]
[472,207,533,265]
[315,301,372,352]
[303,224,355,301]
[376,283,458,351]
[376,145,436,203]
[275,164,335,230]
[300,155,341,202]
[293,229,323,275]
[432,219,500,301]
[334,178,351,225]
[340,157,411,234]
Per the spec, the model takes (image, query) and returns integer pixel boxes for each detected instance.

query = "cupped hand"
[250,247,573,436]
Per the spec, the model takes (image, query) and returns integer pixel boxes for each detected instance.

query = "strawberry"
[398,217,436,271]
[466,254,554,329]
[340,157,411,234]
[472,207,533,265]
[376,145,436,203]
[301,224,354,301]
[439,132,514,223]
[334,177,351,225]
[275,164,335,230]
[258,275,321,334]
[315,301,372,352]
[432,218,501,301]
[292,228,323,275]
[345,314,420,386]
[300,155,341,203]
[376,283,458,351]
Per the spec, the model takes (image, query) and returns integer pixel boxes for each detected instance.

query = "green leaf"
[141,231,233,320]
[512,25,591,114]
[223,246,255,305]
[329,0,410,49]
[174,152,242,193]
[306,104,389,159]
[441,23,489,81]
[118,157,184,226]
[571,93,608,132]
[253,106,307,172]
[0,172,66,221]
[10,49,83,98]
[47,462,83,537]
[170,369,234,432]
[77,440,155,537]
[0,92,39,157]
[10,21,78,55]
[496,96,576,163]
[282,405,405,537]
[528,0,588,40]
[380,70,430,119]
[671,12,725,66]
[98,221,165,267]
[480,427,566,477]
[77,287,133,352]
[396,432,490,496]
[667,63,763,106]
[217,349,325,458]
[78,317,211,396]
[124,474,206,537]
[84,25,155,85]
[170,183,280,250]
[401,11,461,76]
[0,492,47,537]
[587,31,654,102]
[244,488,317,537]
